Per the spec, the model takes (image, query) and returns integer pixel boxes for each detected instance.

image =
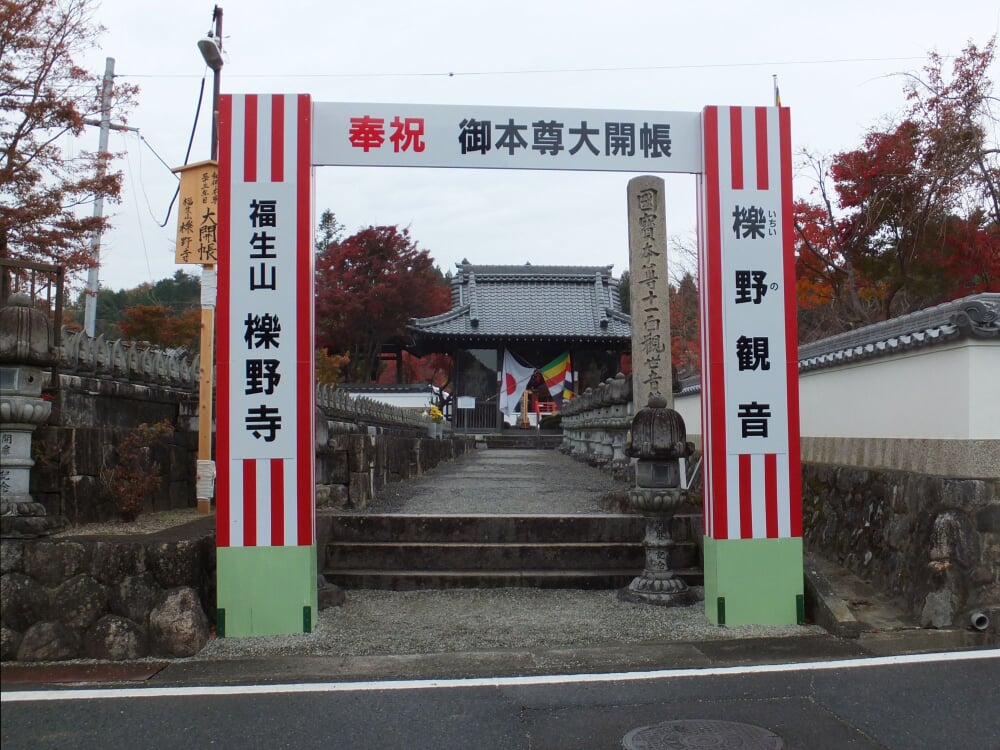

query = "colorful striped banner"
[540,351,573,405]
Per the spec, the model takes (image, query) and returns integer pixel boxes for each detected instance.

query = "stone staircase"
[322,513,702,590]
[481,431,564,450]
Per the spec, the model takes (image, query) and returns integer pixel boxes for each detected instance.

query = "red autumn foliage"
[793,38,999,338]
[669,272,701,379]
[315,225,451,381]
[377,350,453,389]
[0,0,137,275]
[119,305,200,350]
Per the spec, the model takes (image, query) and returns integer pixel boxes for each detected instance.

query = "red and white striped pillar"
[698,105,803,626]
[216,93,317,636]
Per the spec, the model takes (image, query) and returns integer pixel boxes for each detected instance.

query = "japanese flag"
[499,350,535,417]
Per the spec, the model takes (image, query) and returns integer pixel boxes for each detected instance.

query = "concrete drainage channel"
[622,719,784,748]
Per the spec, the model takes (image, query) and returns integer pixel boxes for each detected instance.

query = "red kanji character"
[389,117,426,153]
[349,116,386,152]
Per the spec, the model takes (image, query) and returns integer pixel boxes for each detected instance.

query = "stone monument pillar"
[0,293,64,537]
[627,175,672,410]
[622,176,694,605]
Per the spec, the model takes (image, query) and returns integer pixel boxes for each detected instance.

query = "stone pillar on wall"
[0,294,64,537]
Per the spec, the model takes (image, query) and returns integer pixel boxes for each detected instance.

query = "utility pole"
[209,8,222,159]
[195,5,223,515]
[83,57,115,338]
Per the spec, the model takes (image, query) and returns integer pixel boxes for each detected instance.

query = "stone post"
[619,394,695,606]
[627,175,671,411]
[623,176,692,604]
[0,293,64,537]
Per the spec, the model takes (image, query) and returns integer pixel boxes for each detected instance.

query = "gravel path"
[196,588,822,660]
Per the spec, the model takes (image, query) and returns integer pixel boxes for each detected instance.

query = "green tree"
[66,270,201,343]
[314,208,344,254]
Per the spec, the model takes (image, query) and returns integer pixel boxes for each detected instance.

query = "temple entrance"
[409,262,630,433]
[215,95,803,634]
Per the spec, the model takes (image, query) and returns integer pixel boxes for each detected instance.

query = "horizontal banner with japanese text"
[313,102,703,173]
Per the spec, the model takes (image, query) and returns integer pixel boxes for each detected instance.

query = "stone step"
[327,540,649,571]
[322,513,698,544]
[324,568,704,591]
[322,512,703,591]
[483,433,564,450]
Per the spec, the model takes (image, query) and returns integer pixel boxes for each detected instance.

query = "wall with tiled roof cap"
[673,293,999,478]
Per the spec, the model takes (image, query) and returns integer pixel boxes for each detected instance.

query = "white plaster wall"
[968,342,1000,438]
[799,340,997,440]
[675,391,702,438]
[673,338,998,442]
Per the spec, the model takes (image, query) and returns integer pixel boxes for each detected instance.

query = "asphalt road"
[4,651,998,750]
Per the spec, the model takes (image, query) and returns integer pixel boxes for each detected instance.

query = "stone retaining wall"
[26,338,460,524]
[316,424,473,510]
[3,429,471,662]
[802,464,999,629]
[559,373,999,631]
[31,422,197,526]
[1,525,215,662]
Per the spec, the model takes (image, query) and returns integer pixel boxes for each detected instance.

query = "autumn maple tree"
[315,224,451,381]
[794,37,999,338]
[669,271,700,379]
[0,0,135,277]
[118,305,200,350]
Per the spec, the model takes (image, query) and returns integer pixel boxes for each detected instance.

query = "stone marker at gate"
[627,175,672,412]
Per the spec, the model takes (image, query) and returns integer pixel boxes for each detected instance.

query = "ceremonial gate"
[214,95,802,634]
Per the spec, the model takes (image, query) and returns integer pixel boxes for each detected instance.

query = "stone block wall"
[1,525,215,662]
[560,372,634,480]
[802,464,999,629]
[27,372,461,524]
[4,427,473,663]
[31,424,197,525]
[25,361,201,526]
[316,422,473,510]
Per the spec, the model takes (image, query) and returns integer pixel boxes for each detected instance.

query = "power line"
[131,71,209,228]
[115,54,935,80]
[136,132,177,175]
[121,131,155,284]
[127,130,170,228]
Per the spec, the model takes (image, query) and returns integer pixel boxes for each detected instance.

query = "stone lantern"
[619,393,696,605]
[0,293,63,537]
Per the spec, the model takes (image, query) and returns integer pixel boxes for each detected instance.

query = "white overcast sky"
[74,0,1000,293]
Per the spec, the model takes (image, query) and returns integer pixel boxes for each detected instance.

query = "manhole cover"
[623,719,784,749]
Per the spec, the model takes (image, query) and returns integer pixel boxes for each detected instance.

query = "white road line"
[4,649,998,703]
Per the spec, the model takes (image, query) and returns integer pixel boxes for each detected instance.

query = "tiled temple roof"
[409,262,632,348]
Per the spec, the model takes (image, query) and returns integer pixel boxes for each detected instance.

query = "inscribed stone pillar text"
[627,175,671,411]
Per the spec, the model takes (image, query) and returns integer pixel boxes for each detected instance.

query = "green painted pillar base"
[216,545,318,637]
[703,537,804,626]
